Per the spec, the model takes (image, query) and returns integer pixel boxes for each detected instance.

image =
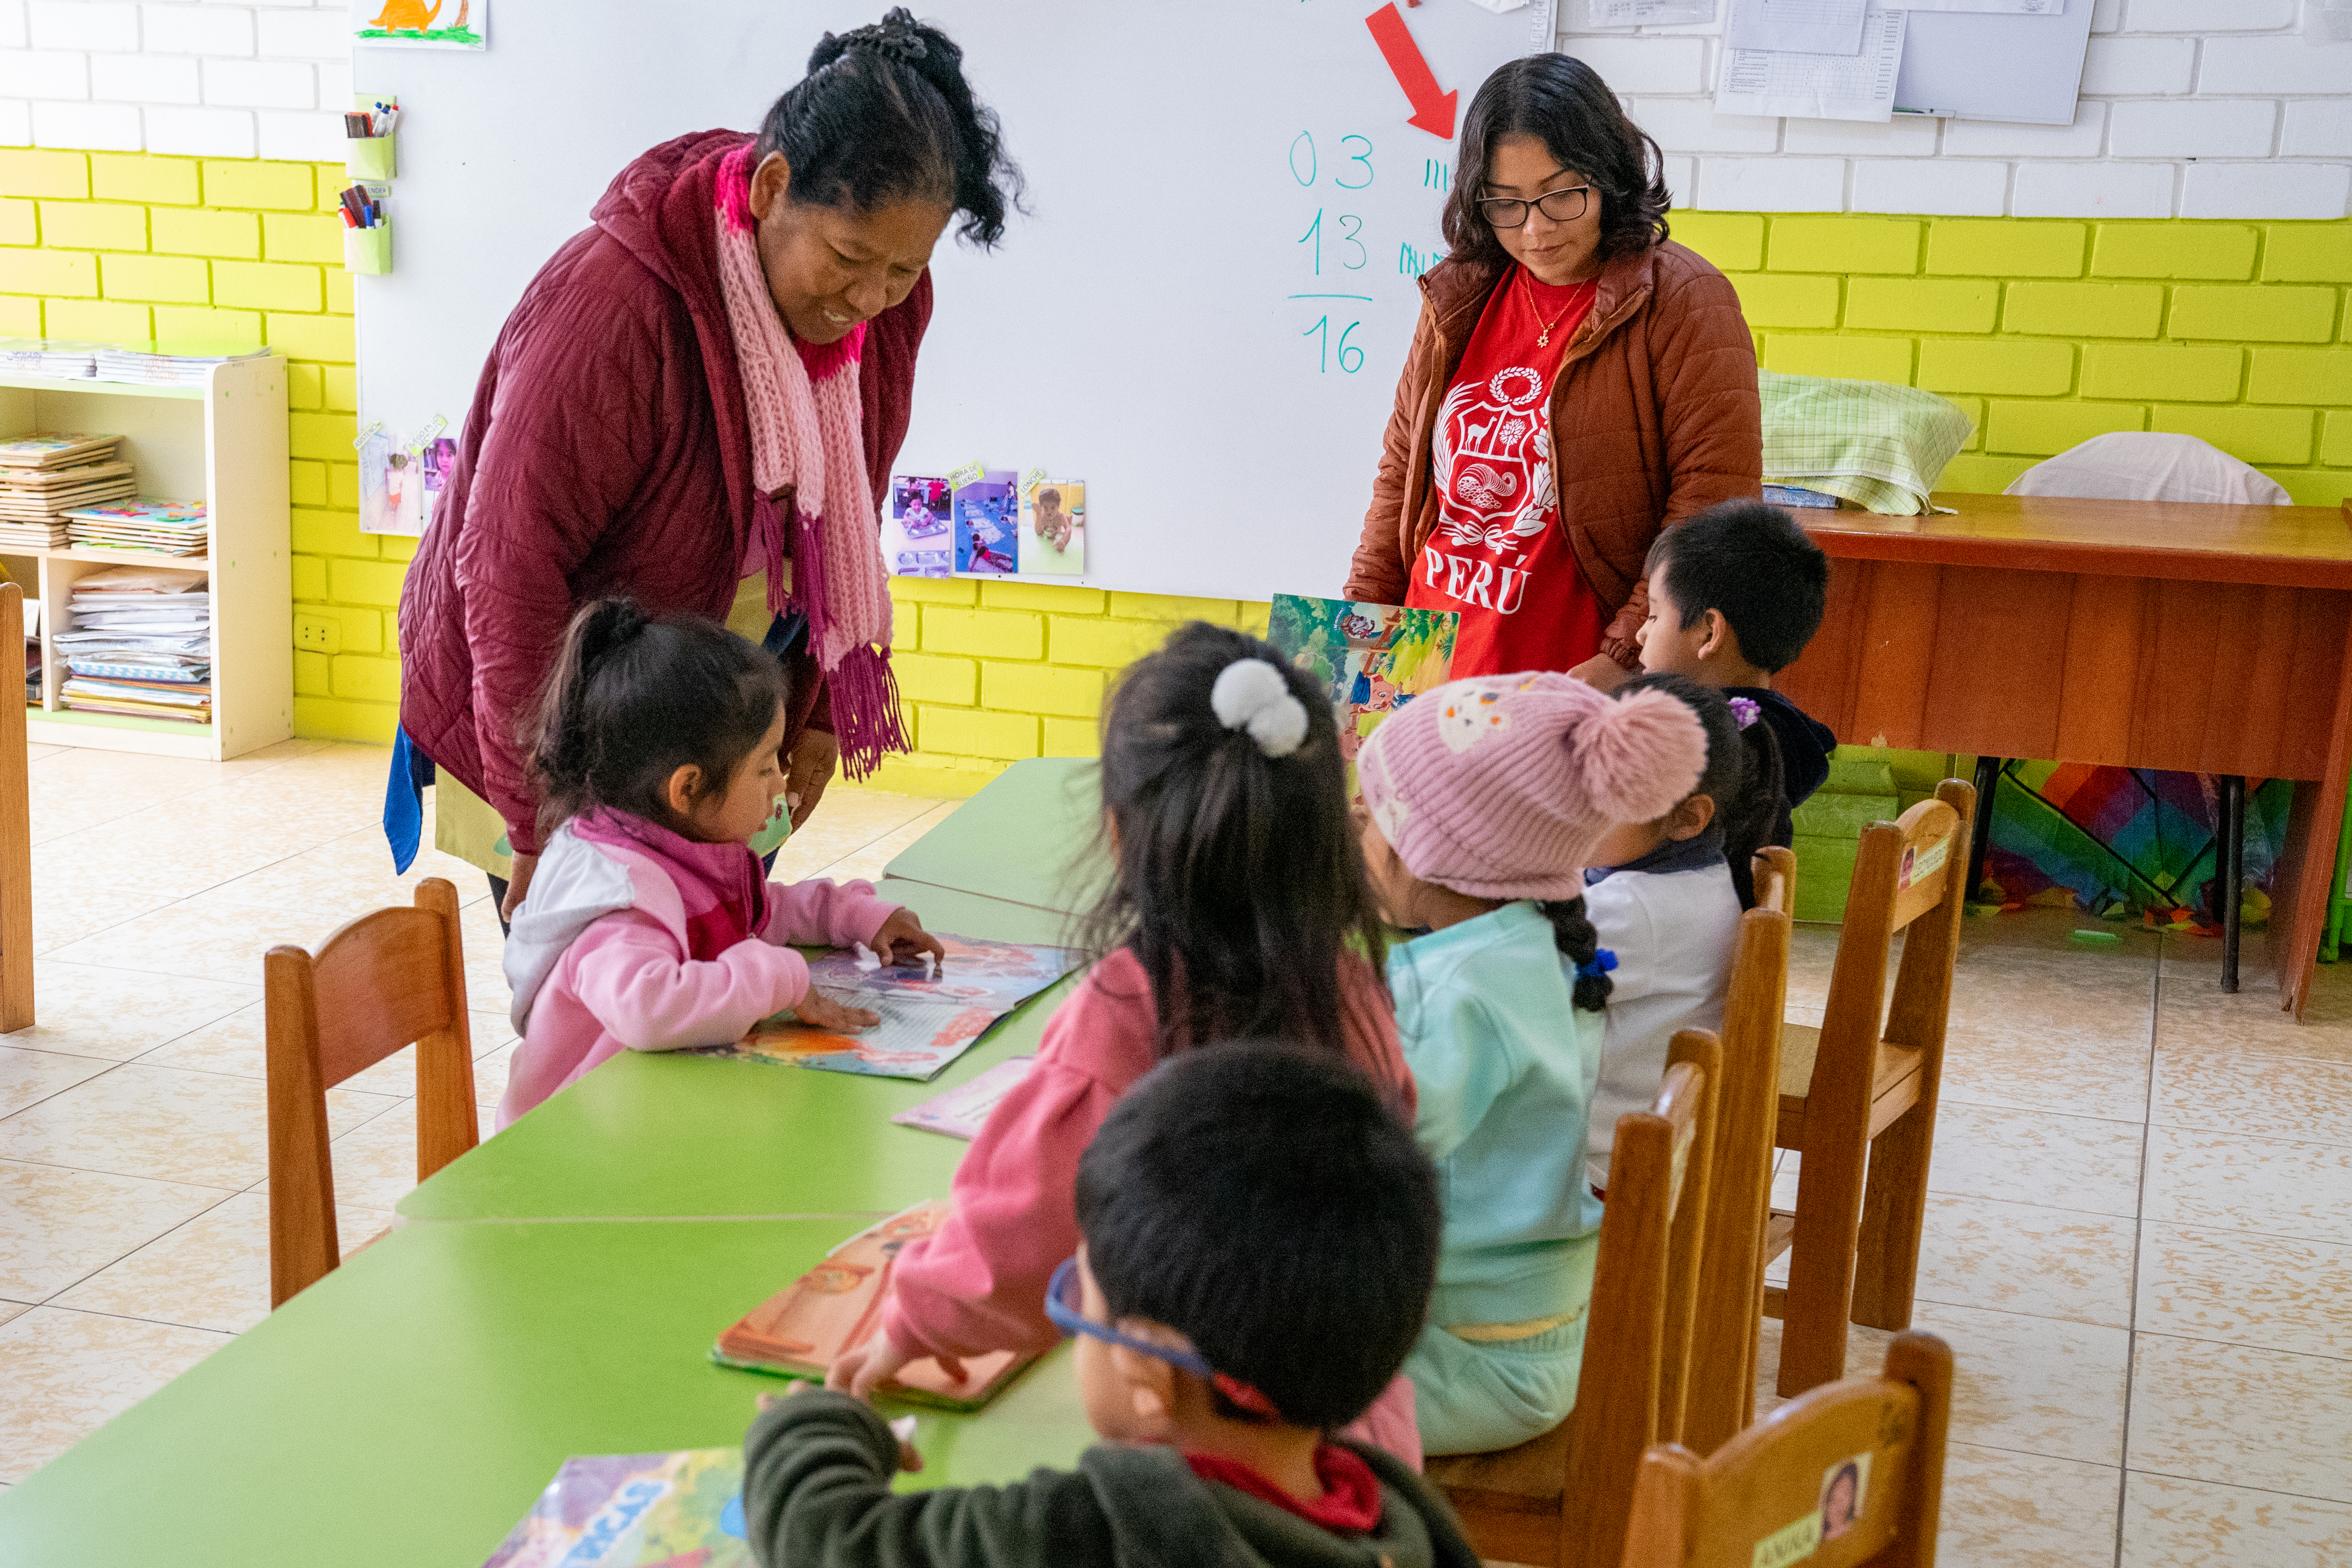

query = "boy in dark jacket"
[1634,499,1838,850]
[741,1043,1477,1568]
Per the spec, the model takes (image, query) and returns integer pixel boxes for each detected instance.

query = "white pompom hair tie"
[1210,657,1310,758]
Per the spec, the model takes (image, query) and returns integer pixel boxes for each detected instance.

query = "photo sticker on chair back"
[1898,838,1947,893]
[1748,1449,1871,1568]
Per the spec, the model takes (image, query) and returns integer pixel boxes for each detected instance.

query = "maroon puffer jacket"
[397,129,931,856]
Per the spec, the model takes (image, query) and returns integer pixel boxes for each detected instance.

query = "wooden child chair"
[264,877,479,1307]
[1428,1029,1720,1568]
[1619,1331,1952,1568]
[1768,781,1974,1399]
[1678,846,1794,1457]
[0,579,31,1031]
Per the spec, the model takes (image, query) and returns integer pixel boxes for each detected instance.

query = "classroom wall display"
[351,0,1553,603]
[353,0,486,51]
[952,467,1019,576]
[1019,479,1085,578]
[884,475,953,579]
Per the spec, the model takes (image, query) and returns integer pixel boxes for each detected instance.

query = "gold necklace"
[1521,269,1591,349]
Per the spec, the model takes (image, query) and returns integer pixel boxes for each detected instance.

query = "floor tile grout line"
[3,1298,243,1340]
[0,1151,251,1192]
[16,1184,249,1310]
[2112,936,2168,1568]
[2122,1465,2352,1511]
[2126,1326,2352,1366]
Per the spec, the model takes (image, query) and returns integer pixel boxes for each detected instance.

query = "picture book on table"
[712,1201,1034,1410]
[884,473,952,578]
[891,1055,1035,1139]
[1267,596,1459,782]
[952,468,1019,575]
[479,1447,751,1568]
[699,936,1080,1081]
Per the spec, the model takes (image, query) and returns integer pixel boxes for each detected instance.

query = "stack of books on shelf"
[57,564,212,725]
[92,341,272,388]
[62,499,208,557]
[0,434,134,548]
[0,339,105,380]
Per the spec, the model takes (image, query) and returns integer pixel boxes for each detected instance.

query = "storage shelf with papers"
[0,359,290,761]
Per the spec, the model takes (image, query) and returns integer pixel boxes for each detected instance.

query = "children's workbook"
[702,936,1080,1081]
[480,1448,751,1568]
[1268,596,1459,784]
[713,1202,1033,1409]
[884,473,952,578]
[890,1055,1034,1139]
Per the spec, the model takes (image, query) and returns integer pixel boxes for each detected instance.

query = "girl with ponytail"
[1351,668,1708,1456]
[495,598,945,1129]
[830,622,1424,1466]
[394,9,1023,928]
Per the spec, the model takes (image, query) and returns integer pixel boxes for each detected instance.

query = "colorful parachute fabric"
[1979,761,2291,927]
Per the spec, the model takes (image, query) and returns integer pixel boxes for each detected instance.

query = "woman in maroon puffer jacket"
[393,10,1021,924]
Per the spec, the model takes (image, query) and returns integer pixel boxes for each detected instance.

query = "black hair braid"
[766,9,1024,248]
[1539,897,1611,1013]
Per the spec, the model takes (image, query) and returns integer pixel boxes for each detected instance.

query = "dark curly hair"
[1440,53,1671,271]
[756,8,1024,248]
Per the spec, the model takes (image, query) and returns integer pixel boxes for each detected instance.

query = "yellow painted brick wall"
[1671,211,2352,506]
[0,148,391,743]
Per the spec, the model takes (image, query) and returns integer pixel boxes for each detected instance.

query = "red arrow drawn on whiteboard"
[1365,2,1457,140]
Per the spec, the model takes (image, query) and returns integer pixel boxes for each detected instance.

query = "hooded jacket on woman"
[397,129,931,857]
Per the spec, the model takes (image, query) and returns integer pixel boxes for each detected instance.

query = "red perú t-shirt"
[1405,267,1606,678]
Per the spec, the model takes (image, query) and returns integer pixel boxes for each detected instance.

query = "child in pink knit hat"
[1354,669,1706,1456]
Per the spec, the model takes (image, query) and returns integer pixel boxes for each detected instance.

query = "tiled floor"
[0,739,956,1488]
[4,741,2352,1565]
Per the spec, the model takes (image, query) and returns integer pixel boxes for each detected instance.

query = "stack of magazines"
[56,564,211,724]
[91,341,272,388]
[62,499,207,556]
[0,434,134,547]
[0,339,104,380]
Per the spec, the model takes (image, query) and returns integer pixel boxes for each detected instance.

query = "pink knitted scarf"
[713,143,907,776]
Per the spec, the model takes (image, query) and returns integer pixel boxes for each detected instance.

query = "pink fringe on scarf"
[713,143,904,777]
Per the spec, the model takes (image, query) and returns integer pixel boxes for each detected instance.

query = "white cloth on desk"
[2005,432,2291,507]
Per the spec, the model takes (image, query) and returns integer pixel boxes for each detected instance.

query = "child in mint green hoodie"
[1353,671,1708,1456]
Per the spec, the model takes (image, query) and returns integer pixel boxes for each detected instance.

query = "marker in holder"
[340,182,391,275]
[343,99,399,181]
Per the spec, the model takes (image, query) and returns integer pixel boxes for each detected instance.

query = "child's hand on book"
[796,989,880,1035]
[871,908,950,973]
[829,1324,968,1403]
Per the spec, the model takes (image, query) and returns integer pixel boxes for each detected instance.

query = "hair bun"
[578,596,651,670]
[1211,658,1309,759]
[1565,685,1708,824]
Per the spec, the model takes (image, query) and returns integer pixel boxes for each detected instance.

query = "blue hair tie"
[1578,948,1618,981]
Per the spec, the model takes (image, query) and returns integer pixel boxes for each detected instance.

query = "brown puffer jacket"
[1345,239,1761,667]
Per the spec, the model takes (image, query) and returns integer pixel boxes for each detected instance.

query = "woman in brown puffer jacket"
[1345,53,1761,687]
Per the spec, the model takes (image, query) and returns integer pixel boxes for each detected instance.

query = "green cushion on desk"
[884,757,1110,916]
[0,1220,1088,1568]
[399,880,1087,1222]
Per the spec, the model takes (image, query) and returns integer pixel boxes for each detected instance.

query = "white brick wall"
[1574,2,2352,218]
[0,0,343,158]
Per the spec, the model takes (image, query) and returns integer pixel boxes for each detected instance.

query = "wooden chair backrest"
[1560,1034,1720,1568]
[263,877,477,1306]
[1817,786,1973,1109]
[1620,1331,1953,1568]
[0,580,30,1032]
[1679,847,1794,1456]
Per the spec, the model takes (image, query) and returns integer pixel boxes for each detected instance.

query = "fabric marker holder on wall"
[342,182,391,275]
[344,96,399,182]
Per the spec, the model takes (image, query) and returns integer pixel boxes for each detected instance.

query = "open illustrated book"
[692,935,1079,1081]
[711,1201,1035,1411]
[479,1448,752,1568]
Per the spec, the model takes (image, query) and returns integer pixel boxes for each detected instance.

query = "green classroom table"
[0,1217,1091,1567]
[399,879,1086,1222]
[882,757,1111,916]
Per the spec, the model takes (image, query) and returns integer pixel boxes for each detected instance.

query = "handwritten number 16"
[1302,317,1365,374]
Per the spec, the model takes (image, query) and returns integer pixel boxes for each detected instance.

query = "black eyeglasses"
[1478,185,1593,229]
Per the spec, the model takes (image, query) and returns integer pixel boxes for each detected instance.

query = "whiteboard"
[1890,0,2093,126]
[354,0,1554,602]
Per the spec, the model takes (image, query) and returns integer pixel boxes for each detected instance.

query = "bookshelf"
[0,358,291,761]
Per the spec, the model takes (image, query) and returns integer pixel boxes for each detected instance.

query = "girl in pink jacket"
[828,622,1426,1464]
[497,599,944,1128]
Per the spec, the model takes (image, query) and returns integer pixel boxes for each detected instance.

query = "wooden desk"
[1778,493,2352,1015]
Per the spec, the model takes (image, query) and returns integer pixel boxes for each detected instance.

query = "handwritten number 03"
[1302,317,1365,374]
